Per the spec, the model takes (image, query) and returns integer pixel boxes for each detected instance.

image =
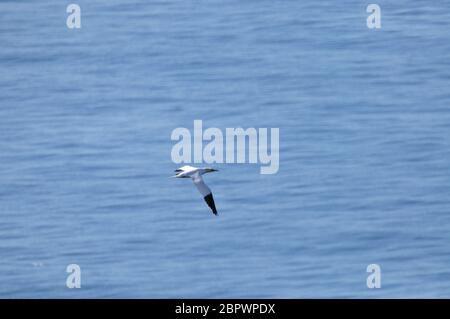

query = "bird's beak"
[212,169,218,172]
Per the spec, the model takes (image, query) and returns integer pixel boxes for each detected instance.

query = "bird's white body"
[173,165,209,178]
[172,165,218,215]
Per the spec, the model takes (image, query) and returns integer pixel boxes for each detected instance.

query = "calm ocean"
[1,1,450,297]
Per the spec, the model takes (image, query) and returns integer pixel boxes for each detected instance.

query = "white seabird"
[172,165,218,215]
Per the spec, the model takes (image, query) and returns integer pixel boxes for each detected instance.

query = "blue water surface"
[1,1,450,297]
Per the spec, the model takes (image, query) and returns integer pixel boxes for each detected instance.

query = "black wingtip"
[204,193,218,216]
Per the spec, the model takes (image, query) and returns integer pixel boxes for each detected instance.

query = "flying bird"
[172,165,218,215]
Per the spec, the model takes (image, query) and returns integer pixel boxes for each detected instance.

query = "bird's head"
[205,167,218,173]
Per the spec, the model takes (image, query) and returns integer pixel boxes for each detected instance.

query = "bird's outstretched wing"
[192,173,218,215]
